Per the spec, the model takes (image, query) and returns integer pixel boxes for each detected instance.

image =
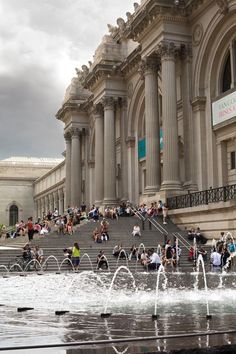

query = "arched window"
[9,205,18,226]
[222,52,231,93]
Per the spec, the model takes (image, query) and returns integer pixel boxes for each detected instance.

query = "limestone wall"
[0,179,34,226]
[169,200,236,239]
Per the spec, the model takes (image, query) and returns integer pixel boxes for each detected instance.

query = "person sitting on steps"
[97,250,108,270]
[132,224,141,237]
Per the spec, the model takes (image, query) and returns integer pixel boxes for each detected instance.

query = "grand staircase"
[0,215,212,273]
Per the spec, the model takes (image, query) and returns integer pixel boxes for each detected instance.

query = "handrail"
[149,218,191,252]
[146,217,166,235]
[129,205,146,221]
[172,231,192,251]
[148,216,168,234]
[167,183,236,209]
[130,204,191,252]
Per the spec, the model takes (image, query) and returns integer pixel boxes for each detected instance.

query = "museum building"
[8,0,236,235]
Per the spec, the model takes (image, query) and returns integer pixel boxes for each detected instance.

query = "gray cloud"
[0,0,134,159]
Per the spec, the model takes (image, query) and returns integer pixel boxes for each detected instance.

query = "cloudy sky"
[0,0,134,160]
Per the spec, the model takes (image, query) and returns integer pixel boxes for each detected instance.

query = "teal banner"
[138,129,163,160]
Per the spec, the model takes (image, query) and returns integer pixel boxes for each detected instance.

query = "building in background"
[0,157,64,226]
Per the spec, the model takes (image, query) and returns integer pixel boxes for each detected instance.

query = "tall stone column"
[158,42,181,191]
[45,195,49,214]
[102,97,117,205]
[217,141,228,186]
[70,127,81,207]
[192,97,207,190]
[230,40,236,88]
[120,98,129,202]
[41,198,45,217]
[35,200,39,220]
[181,45,197,191]
[94,104,104,206]
[53,191,58,211]
[64,132,71,208]
[127,137,136,203]
[49,194,54,212]
[142,57,161,193]
[58,189,64,215]
[37,199,41,220]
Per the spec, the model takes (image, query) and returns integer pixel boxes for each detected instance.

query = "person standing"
[71,243,81,271]
[210,248,222,268]
[27,217,34,242]
[162,204,168,224]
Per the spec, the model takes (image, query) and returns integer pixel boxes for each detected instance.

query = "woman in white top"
[132,224,141,237]
[162,204,168,224]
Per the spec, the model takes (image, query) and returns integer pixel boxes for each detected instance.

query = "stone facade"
[0,157,64,226]
[55,0,236,209]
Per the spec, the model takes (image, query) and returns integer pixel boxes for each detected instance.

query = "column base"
[160,180,182,192]
[103,198,118,207]
[95,200,103,207]
[183,181,198,192]
[144,186,160,196]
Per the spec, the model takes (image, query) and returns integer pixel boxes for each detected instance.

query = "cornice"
[191,96,206,112]
[120,45,142,77]
[84,62,123,92]
[34,179,65,199]
[56,100,89,122]
[124,0,188,41]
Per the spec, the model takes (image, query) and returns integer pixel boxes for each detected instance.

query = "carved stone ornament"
[101,96,115,110]
[70,127,81,138]
[92,103,103,117]
[192,23,204,47]
[116,17,126,32]
[179,43,192,59]
[216,0,229,14]
[127,83,134,99]
[139,57,159,79]
[107,24,118,36]
[64,131,71,141]
[156,42,177,60]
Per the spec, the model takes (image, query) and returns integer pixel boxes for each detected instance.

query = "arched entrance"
[9,205,18,226]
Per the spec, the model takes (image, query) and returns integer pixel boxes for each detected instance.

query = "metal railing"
[130,204,190,253]
[172,232,192,251]
[167,184,236,210]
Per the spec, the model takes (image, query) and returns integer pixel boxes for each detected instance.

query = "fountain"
[152,264,167,320]
[101,265,136,317]
[1,250,236,353]
[116,249,129,269]
[79,253,94,271]
[195,254,211,319]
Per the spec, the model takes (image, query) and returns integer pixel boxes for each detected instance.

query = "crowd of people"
[112,239,182,270]
[1,200,236,274]
[138,201,168,224]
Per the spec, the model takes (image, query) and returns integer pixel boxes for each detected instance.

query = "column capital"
[70,127,81,138]
[92,103,103,117]
[118,97,128,109]
[101,96,115,110]
[64,131,71,141]
[156,41,177,61]
[58,188,64,199]
[179,44,192,60]
[126,136,135,148]
[191,96,206,112]
[141,57,160,75]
